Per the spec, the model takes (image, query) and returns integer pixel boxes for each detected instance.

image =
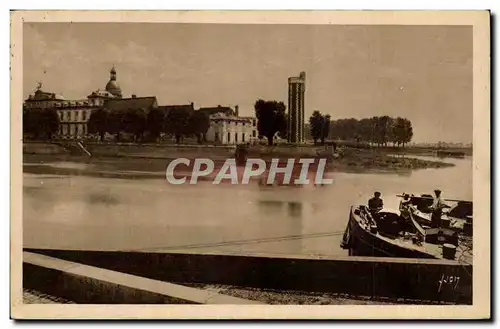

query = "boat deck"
[351,208,472,266]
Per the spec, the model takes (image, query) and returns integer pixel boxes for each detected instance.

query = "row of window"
[25,99,103,109]
[213,120,253,127]
[59,124,87,136]
[214,130,257,143]
[58,110,92,122]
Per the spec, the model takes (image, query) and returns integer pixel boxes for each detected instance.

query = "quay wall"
[26,249,473,304]
[23,141,69,155]
[23,141,322,160]
[22,251,262,305]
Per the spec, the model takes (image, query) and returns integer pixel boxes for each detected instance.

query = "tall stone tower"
[287,71,306,144]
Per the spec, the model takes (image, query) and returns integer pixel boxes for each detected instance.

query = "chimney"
[218,105,221,107]
[235,105,239,117]
[132,94,137,98]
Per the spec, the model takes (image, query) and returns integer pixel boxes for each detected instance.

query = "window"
[242,134,245,143]
[82,111,86,121]
[215,132,219,142]
[253,130,256,138]
[227,132,231,143]
[235,132,238,143]
[253,120,256,127]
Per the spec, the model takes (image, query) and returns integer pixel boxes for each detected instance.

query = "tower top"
[110,66,117,80]
[105,66,122,98]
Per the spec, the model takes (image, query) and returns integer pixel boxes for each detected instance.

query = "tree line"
[24,100,414,148]
[253,99,414,148]
[23,108,59,140]
[22,107,211,144]
[88,108,210,143]
[327,116,414,147]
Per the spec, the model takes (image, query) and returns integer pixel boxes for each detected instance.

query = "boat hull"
[341,208,437,259]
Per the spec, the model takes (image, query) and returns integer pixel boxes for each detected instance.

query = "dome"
[105,80,122,97]
[105,66,122,98]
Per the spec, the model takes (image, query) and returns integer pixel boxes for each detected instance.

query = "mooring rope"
[129,230,345,252]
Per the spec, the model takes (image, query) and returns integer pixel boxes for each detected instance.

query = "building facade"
[205,112,258,145]
[287,71,306,144]
[56,101,96,139]
[240,116,259,142]
[24,67,126,140]
[24,68,259,143]
[24,67,163,140]
[24,86,98,139]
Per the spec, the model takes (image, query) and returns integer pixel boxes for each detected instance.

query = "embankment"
[23,141,455,172]
[23,141,70,155]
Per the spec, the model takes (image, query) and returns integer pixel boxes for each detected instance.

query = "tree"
[402,118,413,147]
[330,118,359,142]
[187,111,210,144]
[107,109,124,141]
[23,108,40,139]
[23,108,59,140]
[254,99,286,146]
[391,117,413,148]
[88,108,109,141]
[278,113,288,140]
[165,107,190,144]
[392,117,406,147]
[146,108,166,142]
[358,118,373,144]
[122,108,147,142]
[39,108,59,140]
[309,111,324,145]
[321,114,331,145]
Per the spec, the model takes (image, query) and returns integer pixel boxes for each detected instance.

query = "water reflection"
[86,192,121,206]
[22,156,473,255]
[287,202,303,218]
[257,200,285,213]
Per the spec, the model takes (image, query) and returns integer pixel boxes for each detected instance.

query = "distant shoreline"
[22,141,459,175]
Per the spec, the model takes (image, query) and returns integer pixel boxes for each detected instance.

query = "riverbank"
[23,141,455,173]
[330,148,454,172]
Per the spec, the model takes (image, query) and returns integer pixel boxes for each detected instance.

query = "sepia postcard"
[10,10,490,320]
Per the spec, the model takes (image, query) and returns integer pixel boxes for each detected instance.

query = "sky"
[23,23,472,143]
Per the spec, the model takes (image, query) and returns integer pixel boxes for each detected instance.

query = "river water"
[23,155,472,256]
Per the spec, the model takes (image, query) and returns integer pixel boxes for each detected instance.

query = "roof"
[158,104,195,116]
[210,112,251,123]
[104,96,158,112]
[25,89,65,102]
[198,106,235,116]
[88,89,116,99]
